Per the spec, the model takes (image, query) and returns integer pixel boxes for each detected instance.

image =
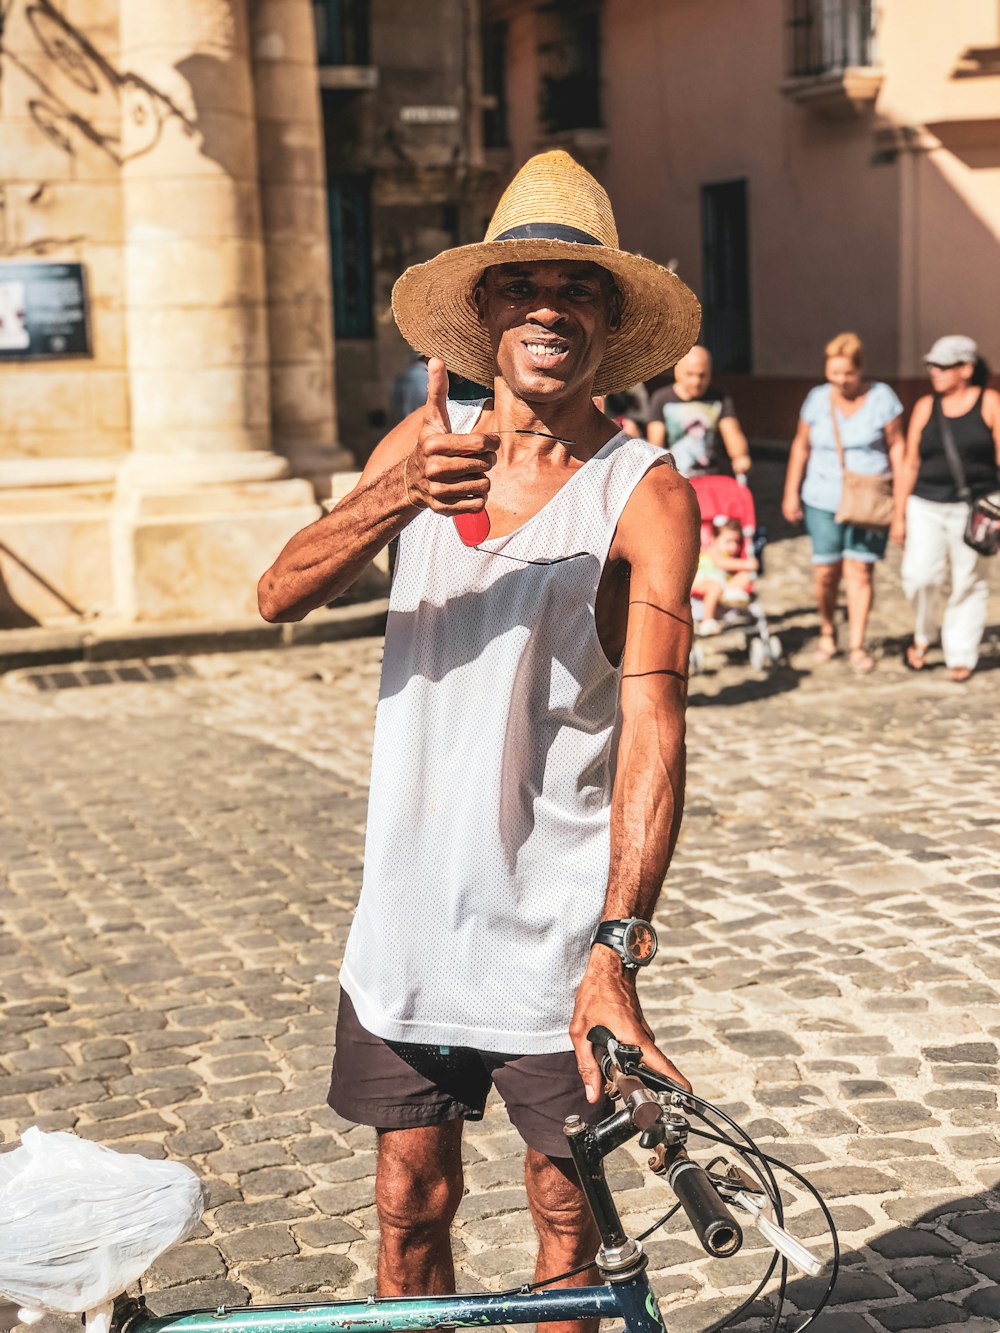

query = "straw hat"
[391,151,701,396]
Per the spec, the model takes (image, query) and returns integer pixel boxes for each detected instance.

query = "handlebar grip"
[587,1025,616,1064]
[667,1154,743,1258]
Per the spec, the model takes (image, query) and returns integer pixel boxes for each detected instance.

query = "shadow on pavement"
[689,663,809,708]
[685,1189,1000,1331]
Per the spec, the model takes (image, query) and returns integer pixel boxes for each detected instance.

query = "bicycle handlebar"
[667,1152,743,1258]
[587,1026,742,1260]
[587,1025,662,1130]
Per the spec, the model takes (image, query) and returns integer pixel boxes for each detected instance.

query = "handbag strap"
[829,394,847,472]
[934,396,972,503]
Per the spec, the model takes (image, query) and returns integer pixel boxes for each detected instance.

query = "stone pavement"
[1,457,999,1333]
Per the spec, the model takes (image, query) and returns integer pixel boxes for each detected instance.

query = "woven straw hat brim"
[391,238,701,397]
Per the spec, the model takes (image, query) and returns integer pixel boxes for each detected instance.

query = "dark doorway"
[537,0,602,134]
[701,179,752,374]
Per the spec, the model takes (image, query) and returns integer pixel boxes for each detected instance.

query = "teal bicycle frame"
[119,1105,676,1333]
[123,1273,664,1333]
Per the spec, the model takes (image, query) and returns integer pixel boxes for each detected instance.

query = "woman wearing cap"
[782,332,905,673]
[894,336,1000,682]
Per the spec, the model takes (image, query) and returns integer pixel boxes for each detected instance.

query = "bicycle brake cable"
[497,1202,685,1298]
[687,1123,839,1330]
[497,1076,835,1329]
[653,1088,836,1331]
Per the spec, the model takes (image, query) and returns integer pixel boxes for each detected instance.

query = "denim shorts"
[802,502,888,566]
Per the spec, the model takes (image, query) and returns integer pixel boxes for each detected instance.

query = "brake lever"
[728,1190,824,1276]
[599,1039,663,1131]
[709,1162,767,1198]
[603,1044,695,1112]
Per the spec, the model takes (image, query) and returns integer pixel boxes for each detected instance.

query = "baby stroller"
[688,474,783,673]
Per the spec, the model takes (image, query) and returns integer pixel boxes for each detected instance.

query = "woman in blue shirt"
[782,332,905,673]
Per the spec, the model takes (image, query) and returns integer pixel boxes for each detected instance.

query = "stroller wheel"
[768,635,783,665]
[749,637,769,671]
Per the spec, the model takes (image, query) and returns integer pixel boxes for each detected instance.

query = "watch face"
[623,921,657,965]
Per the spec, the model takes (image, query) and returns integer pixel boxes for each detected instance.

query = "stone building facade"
[315,0,504,459]
[489,0,1000,439]
[0,0,349,628]
[0,0,514,628]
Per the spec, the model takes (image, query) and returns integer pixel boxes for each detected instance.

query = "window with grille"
[701,180,752,375]
[313,0,370,65]
[327,174,374,339]
[787,0,877,77]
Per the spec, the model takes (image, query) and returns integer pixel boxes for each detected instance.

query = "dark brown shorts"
[327,990,612,1159]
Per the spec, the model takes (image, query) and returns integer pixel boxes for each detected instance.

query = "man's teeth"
[525,342,568,356]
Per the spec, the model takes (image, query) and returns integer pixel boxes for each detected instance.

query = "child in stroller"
[693,517,758,635]
[689,474,783,671]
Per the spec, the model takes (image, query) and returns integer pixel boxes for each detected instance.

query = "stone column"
[250,0,354,497]
[113,0,320,622]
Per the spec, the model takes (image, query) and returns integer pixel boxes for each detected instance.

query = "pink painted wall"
[599,0,901,380]
[499,0,1000,390]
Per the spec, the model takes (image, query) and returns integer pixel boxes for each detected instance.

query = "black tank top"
[913,391,997,504]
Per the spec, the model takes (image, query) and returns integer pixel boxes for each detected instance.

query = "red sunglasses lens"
[454,511,491,546]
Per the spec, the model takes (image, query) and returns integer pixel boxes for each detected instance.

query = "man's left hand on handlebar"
[570,948,692,1104]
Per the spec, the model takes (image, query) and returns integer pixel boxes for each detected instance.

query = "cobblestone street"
[1,459,999,1333]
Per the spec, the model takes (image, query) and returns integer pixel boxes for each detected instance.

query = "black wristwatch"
[590,918,659,970]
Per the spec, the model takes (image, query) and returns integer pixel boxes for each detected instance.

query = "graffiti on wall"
[0,0,194,165]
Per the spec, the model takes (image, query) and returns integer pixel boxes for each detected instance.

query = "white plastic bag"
[0,1127,205,1329]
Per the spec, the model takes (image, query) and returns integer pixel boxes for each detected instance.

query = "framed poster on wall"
[0,261,91,360]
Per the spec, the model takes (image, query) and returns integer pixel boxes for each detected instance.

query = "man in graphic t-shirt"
[647,345,751,478]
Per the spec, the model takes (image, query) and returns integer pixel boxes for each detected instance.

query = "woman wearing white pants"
[894,336,1000,682]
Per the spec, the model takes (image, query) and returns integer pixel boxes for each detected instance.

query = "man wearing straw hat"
[259,151,701,1322]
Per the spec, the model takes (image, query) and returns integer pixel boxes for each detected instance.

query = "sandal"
[849,648,876,674]
[815,632,838,662]
[905,642,928,671]
[947,666,973,683]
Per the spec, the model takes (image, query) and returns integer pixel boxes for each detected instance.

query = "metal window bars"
[787,0,877,77]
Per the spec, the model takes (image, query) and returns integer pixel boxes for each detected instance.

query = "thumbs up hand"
[404,359,497,522]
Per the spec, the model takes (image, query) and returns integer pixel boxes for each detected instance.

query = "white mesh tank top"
[340,400,665,1054]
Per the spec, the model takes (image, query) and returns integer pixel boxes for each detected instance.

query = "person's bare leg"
[525,1148,600,1333]
[843,558,875,669]
[375,1120,465,1295]
[698,586,725,621]
[814,560,841,640]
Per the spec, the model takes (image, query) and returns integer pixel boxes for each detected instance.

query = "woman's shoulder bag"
[831,398,893,530]
[935,397,1000,557]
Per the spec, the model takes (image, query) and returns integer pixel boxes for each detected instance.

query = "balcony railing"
[787,0,877,77]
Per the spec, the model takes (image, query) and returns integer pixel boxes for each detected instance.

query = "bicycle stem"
[563,1107,644,1271]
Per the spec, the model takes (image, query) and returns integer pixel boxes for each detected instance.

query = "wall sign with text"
[0,261,91,360]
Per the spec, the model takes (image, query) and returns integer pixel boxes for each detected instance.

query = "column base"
[278,441,359,501]
[112,458,321,623]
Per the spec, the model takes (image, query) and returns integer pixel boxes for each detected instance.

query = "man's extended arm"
[257,359,495,623]
[569,464,700,1102]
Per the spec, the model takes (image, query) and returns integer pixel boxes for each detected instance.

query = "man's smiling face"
[474,260,621,403]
